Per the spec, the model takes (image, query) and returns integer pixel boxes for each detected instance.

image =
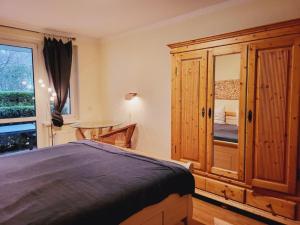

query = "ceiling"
[0,0,226,38]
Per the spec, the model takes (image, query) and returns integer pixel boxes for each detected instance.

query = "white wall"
[98,0,300,158]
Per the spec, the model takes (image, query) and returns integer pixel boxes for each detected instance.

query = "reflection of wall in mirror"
[215,53,241,81]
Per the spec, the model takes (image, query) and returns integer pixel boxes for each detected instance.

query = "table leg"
[75,128,86,140]
[91,128,99,140]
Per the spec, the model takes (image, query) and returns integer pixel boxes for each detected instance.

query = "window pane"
[50,89,71,115]
[0,45,36,119]
[0,121,37,154]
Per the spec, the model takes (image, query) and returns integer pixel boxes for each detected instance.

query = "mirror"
[213,53,241,172]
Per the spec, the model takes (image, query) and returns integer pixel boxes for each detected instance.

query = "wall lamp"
[125,92,138,100]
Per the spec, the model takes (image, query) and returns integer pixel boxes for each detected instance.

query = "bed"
[214,123,238,143]
[0,140,194,225]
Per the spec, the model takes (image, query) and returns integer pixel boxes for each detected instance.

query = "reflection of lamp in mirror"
[125,92,137,100]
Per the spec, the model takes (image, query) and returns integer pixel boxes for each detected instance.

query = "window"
[50,89,71,115]
[0,43,38,154]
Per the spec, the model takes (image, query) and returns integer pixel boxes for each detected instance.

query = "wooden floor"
[191,197,266,225]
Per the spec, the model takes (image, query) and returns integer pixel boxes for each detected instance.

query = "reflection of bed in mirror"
[213,111,238,172]
[214,123,238,143]
[213,111,238,143]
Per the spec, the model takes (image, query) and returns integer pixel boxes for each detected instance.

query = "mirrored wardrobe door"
[207,44,247,181]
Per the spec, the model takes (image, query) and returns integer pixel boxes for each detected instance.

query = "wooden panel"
[255,47,290,183]
[205,178,245,203]
[207,44,247,181]
[246,37,300,194]
[246,190,296,220]
[164,195,189,225]
[194,174,206,190]
[121,194,191,225]
[213,142,238,171]
[172,50,207,171]
[181,58,200,161]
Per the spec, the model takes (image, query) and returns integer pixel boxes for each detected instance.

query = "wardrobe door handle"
[201,107,205,118]
[248,110,253,122]
[208,108,212,119]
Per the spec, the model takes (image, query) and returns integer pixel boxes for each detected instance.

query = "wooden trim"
[238,44,248,181]
[169,25,300,55]
[213,140,238,148]
[168,18,300,49]
[287,37,300,194]
[193,169,252,189]
[211,167,238,180]
[206,48,214,173]
[198,50,208,171]
[195,189,300,225]
[171,54,181,161]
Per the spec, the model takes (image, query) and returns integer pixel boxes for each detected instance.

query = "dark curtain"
[43,38,72,127]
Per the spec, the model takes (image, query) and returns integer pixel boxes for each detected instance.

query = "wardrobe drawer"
[205,178,245,203]
[194,175,206,190]
[246,190,296,219]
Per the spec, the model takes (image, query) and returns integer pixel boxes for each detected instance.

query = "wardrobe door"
[246,37,300,194]
[171,50,207,171]
[207,44,247,181]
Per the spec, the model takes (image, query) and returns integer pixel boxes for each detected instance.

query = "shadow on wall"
[123,95,144,150]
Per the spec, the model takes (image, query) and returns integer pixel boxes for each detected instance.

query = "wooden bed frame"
[96,141,193,225]
[121,194,192,225]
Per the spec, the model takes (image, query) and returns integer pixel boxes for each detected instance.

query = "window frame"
[0,38,41,147]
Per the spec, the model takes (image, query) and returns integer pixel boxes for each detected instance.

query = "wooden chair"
[98,124,136,148]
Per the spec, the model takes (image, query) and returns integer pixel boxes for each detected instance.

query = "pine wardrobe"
[168,19,300,223]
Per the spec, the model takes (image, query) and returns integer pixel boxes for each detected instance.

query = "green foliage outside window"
[0,91,35,118]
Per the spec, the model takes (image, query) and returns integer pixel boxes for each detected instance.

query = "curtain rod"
[0,24,76,41]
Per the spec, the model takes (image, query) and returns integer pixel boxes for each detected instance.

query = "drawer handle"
[208,108,212,119]
[266,204,277,216]
[221,190,228,200]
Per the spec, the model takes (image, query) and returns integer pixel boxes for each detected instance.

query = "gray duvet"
[0,141,194,225]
